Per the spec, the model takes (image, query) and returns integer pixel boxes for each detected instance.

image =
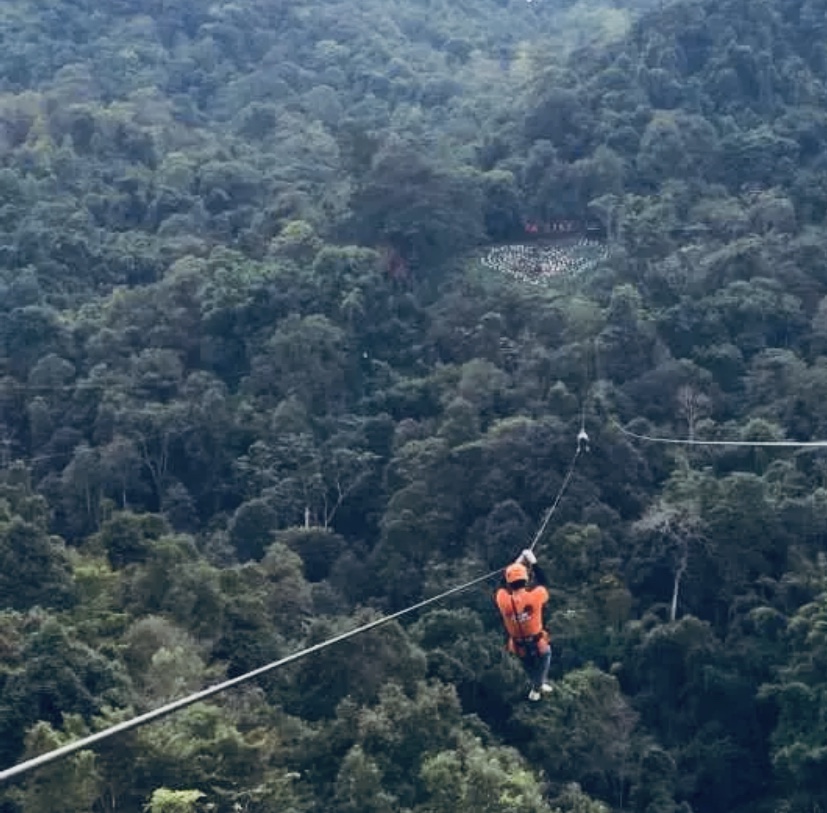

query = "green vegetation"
[2,0,827,811]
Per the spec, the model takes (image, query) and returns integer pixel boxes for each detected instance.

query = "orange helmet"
[505,562,528,585]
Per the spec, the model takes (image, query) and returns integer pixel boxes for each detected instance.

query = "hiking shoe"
[540,683,554,694]
[528,689,541,701]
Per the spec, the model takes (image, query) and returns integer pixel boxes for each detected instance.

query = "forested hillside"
[3,0,827,811]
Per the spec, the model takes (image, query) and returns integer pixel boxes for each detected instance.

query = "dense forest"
[2,0,827,810]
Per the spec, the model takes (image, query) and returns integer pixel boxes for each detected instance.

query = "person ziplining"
[494,548,554,701]
[490,419,587,702]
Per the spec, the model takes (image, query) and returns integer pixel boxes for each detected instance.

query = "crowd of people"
[479,237,607,285]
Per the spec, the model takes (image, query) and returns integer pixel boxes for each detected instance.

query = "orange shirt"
[495,585,549,640]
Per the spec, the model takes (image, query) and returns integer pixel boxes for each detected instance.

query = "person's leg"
[522,651,551,699]
[536,648,552,691]
[527,650,551,688]
[521,654,539,699]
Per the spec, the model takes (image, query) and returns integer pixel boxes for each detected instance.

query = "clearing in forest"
[478,237,608,286]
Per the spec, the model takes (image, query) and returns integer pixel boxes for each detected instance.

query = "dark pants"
[522,648,551,690]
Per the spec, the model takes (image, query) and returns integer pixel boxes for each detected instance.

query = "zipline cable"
[611,418,827,449]
[529,445,582,552]
[527,389,591,554]
[0,569,499,784]
[0,427,587,785]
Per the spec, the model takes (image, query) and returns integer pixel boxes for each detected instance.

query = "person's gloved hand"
[518,549,537,566]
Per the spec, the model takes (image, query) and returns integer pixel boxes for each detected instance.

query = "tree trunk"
[671,540,689,622]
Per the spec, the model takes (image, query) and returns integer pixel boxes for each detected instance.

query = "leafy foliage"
[2,0,827,811]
